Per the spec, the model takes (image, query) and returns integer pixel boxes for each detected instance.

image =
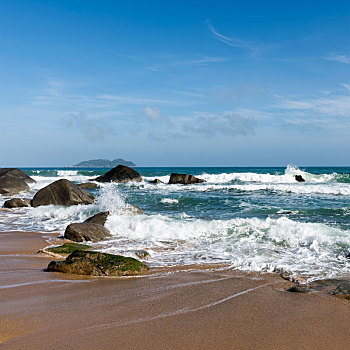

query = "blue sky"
[1,0,350,166]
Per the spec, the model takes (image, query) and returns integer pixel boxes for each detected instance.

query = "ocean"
[1,165,350,282]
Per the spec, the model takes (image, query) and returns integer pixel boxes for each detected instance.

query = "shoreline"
[1,230,350,349]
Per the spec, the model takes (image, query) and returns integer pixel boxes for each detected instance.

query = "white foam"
[15,184,126,233]
[57,170,79,176]
[102,214,350,279]
[161,198,179,204]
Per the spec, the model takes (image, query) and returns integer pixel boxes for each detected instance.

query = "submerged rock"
[309,279,350,300]
[134,250,150,260]
[47,250,149,276]
[294,175,305,182]
[3,198,31,208]
[44,242,91,257]
[84,211,110,226]
[94,165,142,183]
[32,179,94,207]
[77,182,98,189]
[168,173,206,185]
[149,179,164,184]
[286,279,350,300]
[121,204,144,215]
[64,223,111,242]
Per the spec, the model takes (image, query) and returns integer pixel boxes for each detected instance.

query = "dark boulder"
[286,285,309,293]
[64,222,111,242]
[46,250,149,276]
[77,182,98,189]
[0,168,35,196]
[346,252,350,259]
[3,198,31,208]
[94,165,142,183]
[84,211,110,226]
[149,179,164,184]
[32,179,94,207]
[168,173,206,185]
[0,168,35,183]
[0,177,30,196]
[295,175,305,182]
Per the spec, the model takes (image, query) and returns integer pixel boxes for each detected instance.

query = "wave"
[142,165,345,186]
[102,214,350,280]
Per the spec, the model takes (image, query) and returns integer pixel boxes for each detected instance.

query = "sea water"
[1,165,350,281]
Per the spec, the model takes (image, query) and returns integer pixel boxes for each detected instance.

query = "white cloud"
[323,54,350,64]
[142,106,161,120]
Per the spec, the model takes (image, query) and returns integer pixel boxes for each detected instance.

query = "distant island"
[72,158,136,168]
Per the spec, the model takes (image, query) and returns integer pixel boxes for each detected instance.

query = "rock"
[46,250,149,276]
[329,280,350,300]
[0,178,29,196]
[64,223,111,242]
[295,175,305,182]
[168,173,206,185]
[0,168,35,196]
[134,250,150,260]
[0,168,35,183]
[149,179,164,184]
[308,279,350,297]
[32,179,94,207]
[120,204,144,215]
[84,211,110,226]
[77,182,98,189]
[346,252,350,259]
[44,242,92,257]
[286,285,309,293]
[3,198,31,208]
[94,165,142,183]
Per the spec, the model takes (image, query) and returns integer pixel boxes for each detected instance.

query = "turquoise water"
[1,165,350,280]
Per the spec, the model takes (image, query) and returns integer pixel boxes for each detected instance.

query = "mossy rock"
[47,250,149,276]
[46,243,91,257]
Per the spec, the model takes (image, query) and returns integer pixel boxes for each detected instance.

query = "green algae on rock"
[47,250,149,276]
[46,243,92,257]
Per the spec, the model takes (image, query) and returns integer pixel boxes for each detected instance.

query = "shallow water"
[1,165,350,281]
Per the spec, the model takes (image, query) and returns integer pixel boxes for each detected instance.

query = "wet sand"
[1,231,350,349]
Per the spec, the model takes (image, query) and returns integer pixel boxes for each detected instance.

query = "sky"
[1,0,350,167]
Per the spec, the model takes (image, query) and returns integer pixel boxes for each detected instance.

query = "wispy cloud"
[276,94,350,117]
[146,110,257,141]
[149,55,228,72]
[206,21,260,55]
[97,94,182,106]
[207,22,248,49]
[184,111,257,137]
[342,83,350,92]
[61,112,115,141]
[323,54,350,64]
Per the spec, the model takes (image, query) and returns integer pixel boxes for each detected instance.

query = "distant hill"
[72,158,136,168]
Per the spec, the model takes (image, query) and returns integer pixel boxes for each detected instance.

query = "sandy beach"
[0,230,349,350]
